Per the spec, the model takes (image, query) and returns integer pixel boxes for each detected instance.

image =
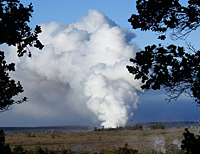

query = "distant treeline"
[93,123,165,131]
[149,123,165,129]
[94,124,143,131]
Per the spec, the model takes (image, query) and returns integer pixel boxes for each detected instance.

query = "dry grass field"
[4,128,200,153]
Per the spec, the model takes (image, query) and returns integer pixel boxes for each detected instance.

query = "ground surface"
[5,128,199,153]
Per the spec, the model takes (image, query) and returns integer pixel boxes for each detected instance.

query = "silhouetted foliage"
[0,51,26,111]
[0,129,12,154]
[181,128,200,154]
[128,0,200,40]
[0,0,43,111]
[100,143,139,154]
[12,145,24,154]
[127,0,200,104]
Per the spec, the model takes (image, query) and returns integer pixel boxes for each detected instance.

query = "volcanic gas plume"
[3,10,142,128]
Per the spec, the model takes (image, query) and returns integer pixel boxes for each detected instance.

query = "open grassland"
[5,128,199,153]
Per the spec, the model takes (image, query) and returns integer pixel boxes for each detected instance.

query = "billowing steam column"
[82,61,142,128]
[3,10,142,128]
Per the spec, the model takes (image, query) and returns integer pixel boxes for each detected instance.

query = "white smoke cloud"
[3,9,142,128]
[153,137,182,153]
[153,137,166,153]
[172,139,181,149]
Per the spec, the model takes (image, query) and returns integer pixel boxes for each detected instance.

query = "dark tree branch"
[0,0,43,112]
[127,0,200,104]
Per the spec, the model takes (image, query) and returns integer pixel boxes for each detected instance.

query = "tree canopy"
[127,0,200,104]
[0,0,43,112]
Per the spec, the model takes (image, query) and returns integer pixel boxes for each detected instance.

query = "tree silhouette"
[12,145,24,154]
[127,0,200,104]
[0,0,43,112]
[181,128,200,154]
[0,130,12,154]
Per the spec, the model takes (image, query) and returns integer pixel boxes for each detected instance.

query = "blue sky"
[21,0,200,51]
[21,0,158,48]
[0,0,200,127]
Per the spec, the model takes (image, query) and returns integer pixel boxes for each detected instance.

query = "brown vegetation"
[5,128,199,153]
